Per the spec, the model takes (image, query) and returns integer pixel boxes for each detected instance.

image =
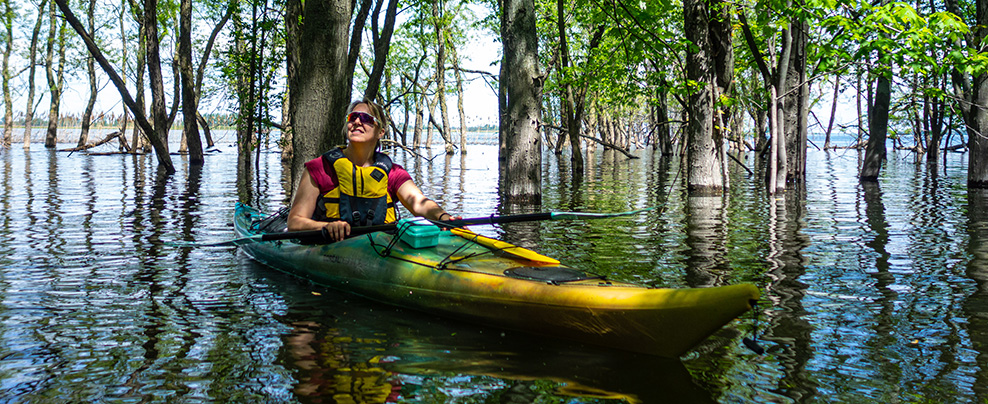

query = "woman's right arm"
[287,169,351,240]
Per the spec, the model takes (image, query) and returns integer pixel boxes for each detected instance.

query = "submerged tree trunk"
[144,0,170,156]
[684,0,724,195]
[24,0,47,149]
[451,43,468,154]
[783,18,809,183]
[861,61,890,182]
[289,0,352,190]
[178,0,202,164]
[710,0,733,190]
[44,0,66,149]
[77,0,97,148]
[284,0,300,161]
[824,75,840,150]
[925,74,946,164]
[130,3,148,152]
[363,0,398,102]
[656,78,672,155]
[556,0,582,173]
[500,0,542,204]
[432,0,453,154]
[0,0,11,146]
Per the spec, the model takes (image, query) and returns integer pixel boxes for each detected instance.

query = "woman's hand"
[438,212,462,222]
[322,221,351,242]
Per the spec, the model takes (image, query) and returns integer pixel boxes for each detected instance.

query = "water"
[0,131,986,403]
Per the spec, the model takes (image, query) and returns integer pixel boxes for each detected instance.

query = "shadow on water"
[243,259,715,404]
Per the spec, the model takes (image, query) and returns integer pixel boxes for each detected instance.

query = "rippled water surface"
[0,133,986,403]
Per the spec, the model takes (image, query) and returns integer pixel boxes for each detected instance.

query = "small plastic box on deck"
[396,217,441,248]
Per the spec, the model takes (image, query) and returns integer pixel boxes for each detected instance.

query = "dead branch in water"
[60,131,129,154]
[380,138,447,161]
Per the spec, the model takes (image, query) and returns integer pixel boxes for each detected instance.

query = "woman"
[287,99,457,241]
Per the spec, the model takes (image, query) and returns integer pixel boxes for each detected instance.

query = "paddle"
[170,206,656,247]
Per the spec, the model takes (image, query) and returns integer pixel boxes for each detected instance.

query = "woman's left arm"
[396,180,454,221]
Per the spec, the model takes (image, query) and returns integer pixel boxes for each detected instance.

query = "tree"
[1,0,13,147]
[945,0,988,187]
[363,0,399,101]
[500,0,543,204]
[23,0,47,149]
[432,0,454,154]
[684,0,728,195]
[44,0,66,149]
[54,0,175,173]
[178,0,203,164]
[77,0,96,148]
[555,0,604,176]
[860,55,891,181]
[143,0,171,164]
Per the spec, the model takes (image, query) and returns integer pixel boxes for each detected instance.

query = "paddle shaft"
[277,212,555,243]
[175,208,650,247]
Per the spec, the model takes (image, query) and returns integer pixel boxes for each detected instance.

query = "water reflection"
[237,151,253,205]
[257,261,714,404]
[760,183,814,401]
[684,195,728,287]
[966,189,988,400]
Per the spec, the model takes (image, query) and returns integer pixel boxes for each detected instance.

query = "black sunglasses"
[347,111,377,127]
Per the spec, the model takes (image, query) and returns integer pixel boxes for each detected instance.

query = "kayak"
[234,203,760,358]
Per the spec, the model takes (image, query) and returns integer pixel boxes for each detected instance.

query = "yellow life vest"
[313,148,398,226]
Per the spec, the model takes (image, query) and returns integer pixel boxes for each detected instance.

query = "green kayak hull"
[235,203,760,358]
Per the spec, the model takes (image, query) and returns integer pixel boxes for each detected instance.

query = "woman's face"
[346,103,382,145]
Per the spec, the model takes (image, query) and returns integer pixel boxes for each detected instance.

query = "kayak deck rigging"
[252,206,607,284]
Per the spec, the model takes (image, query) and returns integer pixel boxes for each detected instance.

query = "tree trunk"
[500,0,542,204]
[289,0,352,191]
[363,0,398,101]
[23,0,47,149]
[178,0,202,165]
[684,0,724,195]
[451,43,467,153]
[77,0,97,148]
[710,0,733,190]
[413,81,425,148]
[783,19,808,183]
[1,0,11,146]
[144,0,170,158]
[656,79,672,155]
[556,0,582,173]
[861,61,891,182]
[284,0,300,162]
[44,0,64,149]
[426,91,437,149]
[925,74,946,164]
[824,74,840,150]
[969,0,988,187]
[432,0,453,154]
[130,3,148,153]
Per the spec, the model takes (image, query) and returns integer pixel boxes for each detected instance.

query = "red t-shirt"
[304,154,412,201]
